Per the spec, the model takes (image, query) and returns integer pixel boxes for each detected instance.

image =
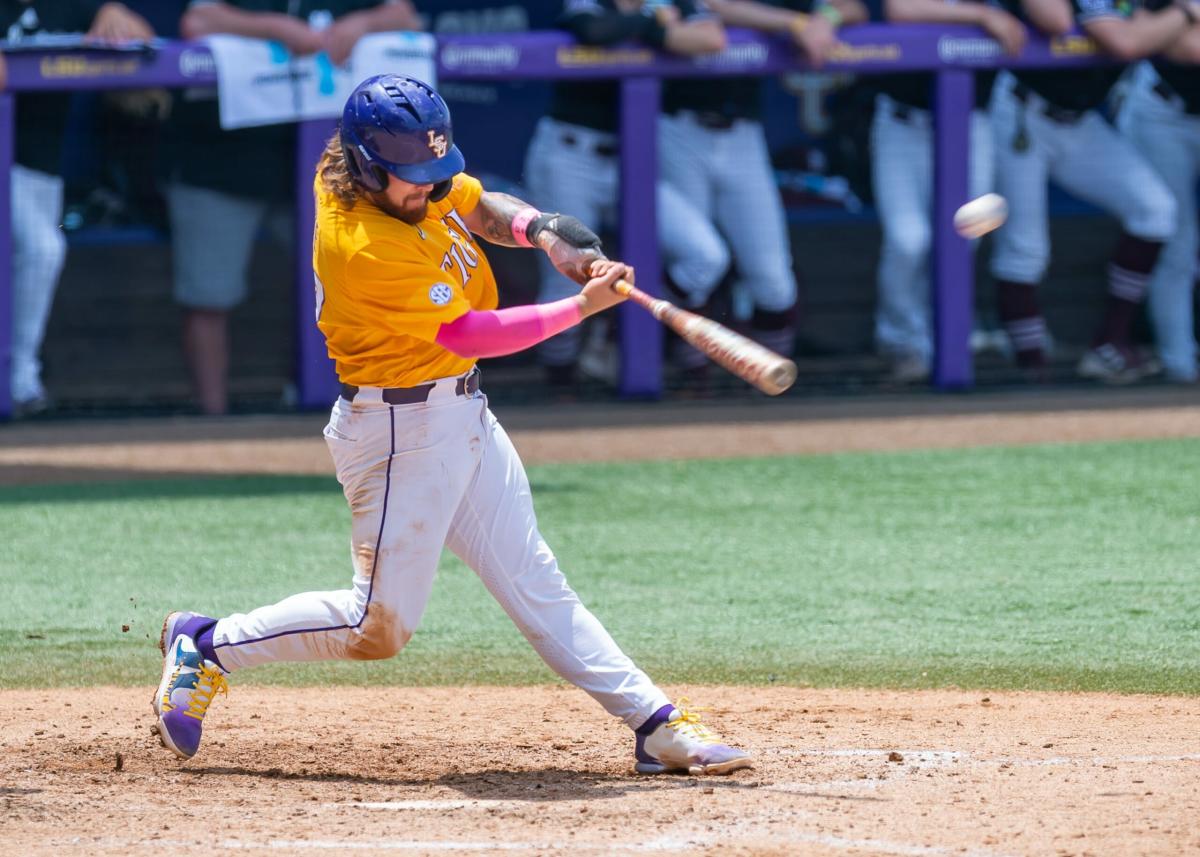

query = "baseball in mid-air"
[953,193,1008,239]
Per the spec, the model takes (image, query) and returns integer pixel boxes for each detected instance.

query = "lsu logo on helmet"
[427,130,448,159]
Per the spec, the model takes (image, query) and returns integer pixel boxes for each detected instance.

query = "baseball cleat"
[635,701,752,775]
[159,610,202,657]
[1077,343,1160,385]
[152,612,227,760]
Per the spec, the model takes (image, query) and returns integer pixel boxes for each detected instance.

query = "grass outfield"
[1,438,1197,693]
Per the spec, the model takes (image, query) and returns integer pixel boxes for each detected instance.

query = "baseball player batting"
[990,0,1195,382]
[151,74,751,777]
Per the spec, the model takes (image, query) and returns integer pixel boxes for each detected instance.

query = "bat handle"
[612,279,634,297]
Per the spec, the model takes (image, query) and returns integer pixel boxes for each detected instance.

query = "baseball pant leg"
[989,76,1054,286]
[711,120,798,315]
[1049,113,1176,244]
[658,179,729,308]
[657,112,717,220]
[444,406,672,730]
[211,393,481,670]
[657,112,733,368]
[168,181,267,310]
[1124,86,1200,381]
[10,165,67,403]
[1050,114,1176,349]
[989,76,1058,362]
[968,108,997,208]
[871,97,934,362]
[709,120,799,356]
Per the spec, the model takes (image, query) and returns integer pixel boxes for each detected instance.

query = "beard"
[371,193,429,224]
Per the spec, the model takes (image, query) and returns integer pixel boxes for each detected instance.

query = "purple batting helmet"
[339,74,465,199]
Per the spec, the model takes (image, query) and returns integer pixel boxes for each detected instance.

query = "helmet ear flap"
[429,179,452,202]
[367,164,389,193]
[341,124,388,194]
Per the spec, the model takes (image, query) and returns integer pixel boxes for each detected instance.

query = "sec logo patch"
[429,283,454,306]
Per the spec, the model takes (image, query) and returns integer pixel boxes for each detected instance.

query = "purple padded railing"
[0,27,1109,416]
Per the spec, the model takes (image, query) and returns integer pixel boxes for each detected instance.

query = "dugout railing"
[0,26,1111,418]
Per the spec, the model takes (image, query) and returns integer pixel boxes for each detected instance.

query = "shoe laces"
[184,663,228,721]
[667,698,720,745]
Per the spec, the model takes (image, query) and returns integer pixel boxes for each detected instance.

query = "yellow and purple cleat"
[152,611,228,760]
[634,701,753,775]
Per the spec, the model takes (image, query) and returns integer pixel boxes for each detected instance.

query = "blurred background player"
[3,0,153,417]
[662,0,866,384]
[523,0,727,391]
[1120,9,1200,384]
[167,0,419,415]
[869,0,1024,383]
[990,0,1194,382]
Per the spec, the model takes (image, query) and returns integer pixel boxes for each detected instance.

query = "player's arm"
[325,2,421,65]
[1079,2,1199,60]
[180,1,324,55]
[1164,20,1200,62]
[463,191,606,286]
[89,3,155,41]
[562,1,725,55]
[885,0,1026,55]
[706,0,868,29]
[434,260,631,358]
[705,0,867,68]
[662,8,728,56]
[1013,0,1074,36]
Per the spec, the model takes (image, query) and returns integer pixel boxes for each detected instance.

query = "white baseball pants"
[657,112,798,314]
[871,95,995,361]
[1121,77,1200,382]
[989,71,1176,285]
[11,165,67,404]
[524,117,729,365]
[210,376,671,729]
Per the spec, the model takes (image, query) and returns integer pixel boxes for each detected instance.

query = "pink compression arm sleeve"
[435,298,583,358]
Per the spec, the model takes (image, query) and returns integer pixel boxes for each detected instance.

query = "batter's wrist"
[511,207,542,248]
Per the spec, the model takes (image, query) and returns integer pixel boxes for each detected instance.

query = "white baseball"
[953,193,1008,239]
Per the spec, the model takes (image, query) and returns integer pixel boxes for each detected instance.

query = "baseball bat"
[612,280,798,396]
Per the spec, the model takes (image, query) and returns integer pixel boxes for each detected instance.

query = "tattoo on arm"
[473,191,529,247]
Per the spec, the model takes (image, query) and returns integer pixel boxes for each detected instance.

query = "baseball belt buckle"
[457,367,481,397]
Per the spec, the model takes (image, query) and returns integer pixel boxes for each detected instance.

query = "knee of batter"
[344,603,412,660]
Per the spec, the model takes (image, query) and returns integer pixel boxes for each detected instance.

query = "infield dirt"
[3,686,1198,856]
[3,386,1199,855]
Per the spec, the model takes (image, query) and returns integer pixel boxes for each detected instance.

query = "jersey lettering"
[439,208,480,285]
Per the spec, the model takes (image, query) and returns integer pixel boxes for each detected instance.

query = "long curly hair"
[318,132,359,208]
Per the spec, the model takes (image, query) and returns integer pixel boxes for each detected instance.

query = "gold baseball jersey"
[313,173,498,388]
